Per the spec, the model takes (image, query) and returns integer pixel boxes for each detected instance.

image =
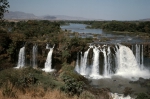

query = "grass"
[0,66,96,99]
[0,89,78,99]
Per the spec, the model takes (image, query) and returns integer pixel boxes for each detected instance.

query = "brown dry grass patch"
[0,88,78,99]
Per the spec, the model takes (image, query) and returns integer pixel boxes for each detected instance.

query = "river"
[61,23,150,44]
[61,23,150,98]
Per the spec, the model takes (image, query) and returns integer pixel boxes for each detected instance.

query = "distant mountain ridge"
[4,11,38,19]
[4,11,93,20]
[139,18,150,21]
[5,11,149,21]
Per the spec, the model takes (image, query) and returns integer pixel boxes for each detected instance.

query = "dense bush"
[83,21,150,33]
[0,68,62,92]
[136,93,150,99]
[60,75,85,96]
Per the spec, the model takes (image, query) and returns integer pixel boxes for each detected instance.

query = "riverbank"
[112,31,150,39]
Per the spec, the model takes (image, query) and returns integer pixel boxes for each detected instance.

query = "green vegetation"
[58,64,88,96]
[1,20,149,98]
[84,21,150,34]
[136,93,150,99]
[0,64,95,98]
[1,20,60,38]
[0,0,10,20]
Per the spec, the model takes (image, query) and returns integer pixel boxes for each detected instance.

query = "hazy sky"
[8,0,150,20]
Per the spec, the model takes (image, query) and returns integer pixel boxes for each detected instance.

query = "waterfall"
[75,53,80,73]
[42,45,55,72]
[115,45,120,70]
[46,43,50,49]
[90,46,102,78]
[116,45,139,73]
[80,48,90,75]
[107,46,112,76]
[141,44,144,69]
[102,47,108,76]
[135,44,144,70]
[15,46,25,68]
[111,93,133,99]
[75,44,150,79]
[136,44,140,65]
[115,44,150,79]
[32,44,37,68]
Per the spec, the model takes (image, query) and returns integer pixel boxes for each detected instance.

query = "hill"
[4,11,91,20]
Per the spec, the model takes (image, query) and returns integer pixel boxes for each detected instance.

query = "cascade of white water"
[80,52,83,73]
[15,46,25,68]
[107,46,111,75]
[102,47,108,76]
[32,44,37,68]
[115,45,120,69]
[42,45,55,72]
[116,44,143,78]
[90,46,101,78]
[111,93,134,99]
[80,48,90,75]
[46,43,50,49]
[141,44,144,69]
[136,44,140,65]
[75,44,150,79]
[117,45,139,71]
[75,53,80,73]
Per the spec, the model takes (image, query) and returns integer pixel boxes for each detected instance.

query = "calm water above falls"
[61,23,103,34]
[61,23,150,43]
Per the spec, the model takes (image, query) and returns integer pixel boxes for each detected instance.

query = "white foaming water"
[42,45,55,72]
[116,44,150,80]
[115,45,120,69]
[141,44,144,69]
[46,43,50,49]
[136,44,140,66]
[15,46,25,69]
[111,93,134,99]
[102,47,108,76]
[107,46,112,76]
[80,48,90,75]
[75,44,150,80]
[32,44,37,68]
[90,46,102,79]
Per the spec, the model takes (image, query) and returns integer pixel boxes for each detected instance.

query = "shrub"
[60,63,88,82]
[60,75,85,96]
[136,93,150,99]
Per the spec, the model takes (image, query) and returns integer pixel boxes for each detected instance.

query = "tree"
[0,0,10,20]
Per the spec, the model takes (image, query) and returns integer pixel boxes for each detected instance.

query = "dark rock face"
[144,44,150,58]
